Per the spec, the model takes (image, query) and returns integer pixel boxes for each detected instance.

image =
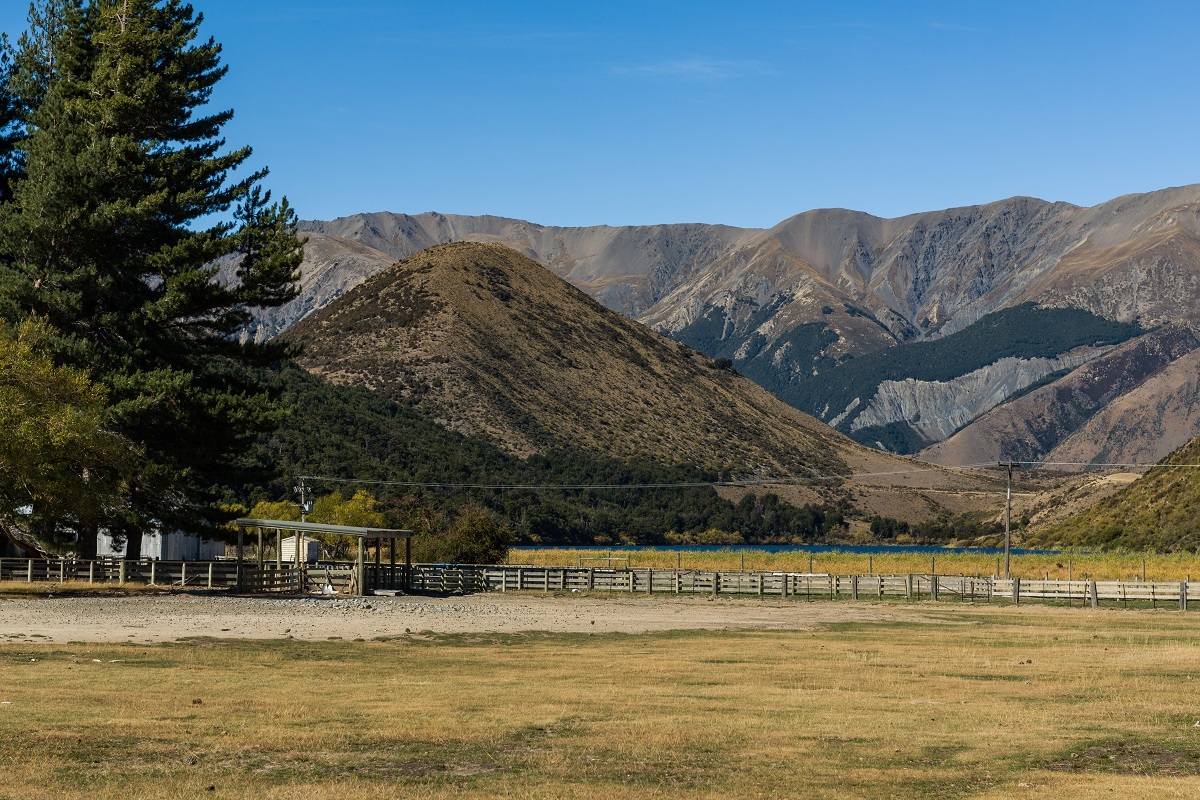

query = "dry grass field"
[511,547,1200,582]
[1,602,1199,799]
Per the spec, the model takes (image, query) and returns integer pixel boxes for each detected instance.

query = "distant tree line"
[240,364,850,547]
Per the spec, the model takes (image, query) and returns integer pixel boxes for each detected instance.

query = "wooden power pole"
[1001,461,1015,579]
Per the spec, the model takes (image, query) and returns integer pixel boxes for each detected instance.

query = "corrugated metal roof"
[235,518,413,539]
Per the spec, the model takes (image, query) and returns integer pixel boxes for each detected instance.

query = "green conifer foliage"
[0,1,303,555]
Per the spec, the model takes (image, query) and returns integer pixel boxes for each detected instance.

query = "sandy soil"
[0,593,949,643]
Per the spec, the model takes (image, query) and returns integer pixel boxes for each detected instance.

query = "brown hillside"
[285,242,1009,520]
[285,242,851,478]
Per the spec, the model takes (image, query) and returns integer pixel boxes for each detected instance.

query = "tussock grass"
[510,547,1200,581]
[0,581,178,598]
[1,605,1199,797]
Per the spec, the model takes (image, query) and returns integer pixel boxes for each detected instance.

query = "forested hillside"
[247,364,850,545]
[1032,437,1200,552]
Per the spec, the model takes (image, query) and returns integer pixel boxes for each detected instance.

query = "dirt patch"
[0,592,952,643]
[1045,741,1200,776]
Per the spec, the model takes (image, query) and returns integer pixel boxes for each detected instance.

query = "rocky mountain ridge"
[250,185,1200,468]
[283,242,1004,523]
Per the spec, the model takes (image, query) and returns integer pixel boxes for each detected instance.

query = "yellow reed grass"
[508,547,1200,581]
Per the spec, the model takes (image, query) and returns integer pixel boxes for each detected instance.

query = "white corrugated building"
[97,530,226,560]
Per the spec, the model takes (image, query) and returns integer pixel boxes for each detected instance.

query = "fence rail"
[0,557,1195,608]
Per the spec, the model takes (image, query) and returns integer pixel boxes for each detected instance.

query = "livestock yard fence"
[2,558,1198,609]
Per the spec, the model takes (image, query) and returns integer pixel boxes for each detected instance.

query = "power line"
[294,458,1200,494]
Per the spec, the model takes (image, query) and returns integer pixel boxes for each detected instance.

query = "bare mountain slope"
[284,242,845,478]
[920,325,1200,466]
[283,242,1001,521]
[259,185,1200,468]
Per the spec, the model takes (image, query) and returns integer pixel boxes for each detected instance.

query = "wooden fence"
[1,558,1195,609]
[0,557,299,593]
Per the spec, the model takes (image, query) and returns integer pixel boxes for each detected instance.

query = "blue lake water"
[513,544,1062,556]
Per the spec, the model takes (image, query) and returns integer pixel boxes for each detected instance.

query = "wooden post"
[26,559,33,583]
[374,537,381,593]
[207,561,214,589]
[118,560,126,585]
[757,573,763,599]
[257,528,264,573]
[851,574,859,601]
[711,572,718,597]
[1181,582,1188,612]
[1142,559,1147,582]
[181,561,186,588]
[390,538,397,590]
[930,574,939,601]
[150,560,156,586]
[1011,576,1021,605]
[868,554,873,575]
[588,568,595,592]
[781,573,788,599]
[808,553,813,574]
[356,536,366,597]
[647,568,653,595]
[405,536,412,592]
[276,529,282,570]
[88,561,94,584]
[906,573,912,599]
[235,525,244,592]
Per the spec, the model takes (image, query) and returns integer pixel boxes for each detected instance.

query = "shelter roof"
[235,518,414,539]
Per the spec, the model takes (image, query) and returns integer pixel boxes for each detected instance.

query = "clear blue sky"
[3,1,1199,227]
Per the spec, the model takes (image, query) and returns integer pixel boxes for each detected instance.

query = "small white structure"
[281,534,322,563]
[97,530,225,560]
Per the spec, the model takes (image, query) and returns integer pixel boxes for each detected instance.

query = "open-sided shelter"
[234,518,414,595]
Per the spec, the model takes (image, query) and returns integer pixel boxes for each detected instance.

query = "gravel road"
[0,592,943,642]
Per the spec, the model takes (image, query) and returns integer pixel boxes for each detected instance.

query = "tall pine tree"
[0,1,303,557]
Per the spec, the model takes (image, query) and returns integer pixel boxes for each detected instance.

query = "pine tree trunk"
[124,529,143,561]
[76,524,98,560]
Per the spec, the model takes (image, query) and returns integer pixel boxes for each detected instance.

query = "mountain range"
[245,185,1200,473]
[283,242,1005,527]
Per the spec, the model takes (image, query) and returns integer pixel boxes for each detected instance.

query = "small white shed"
[281,534,322,563]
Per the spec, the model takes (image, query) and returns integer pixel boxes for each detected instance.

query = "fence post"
[150,560,156,586]
[930,575,939,601]
[1181,582,1188,612]
[118,561,126,584]
[1011,577,1020,605]
[711,572,718,597]
[88,561,94,584]
[26,559,33,583]
[851,575,859,601]
[906,574,912,599]
[588,568,594,592]
[1090,580,1099,608]
[207,562,214,589]
[647,568,653,595]
[781,573,788,599]
[181,562,186,588]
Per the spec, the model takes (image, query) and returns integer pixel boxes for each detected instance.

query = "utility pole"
[1000,461,1015,579]
[293,476,312,522]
